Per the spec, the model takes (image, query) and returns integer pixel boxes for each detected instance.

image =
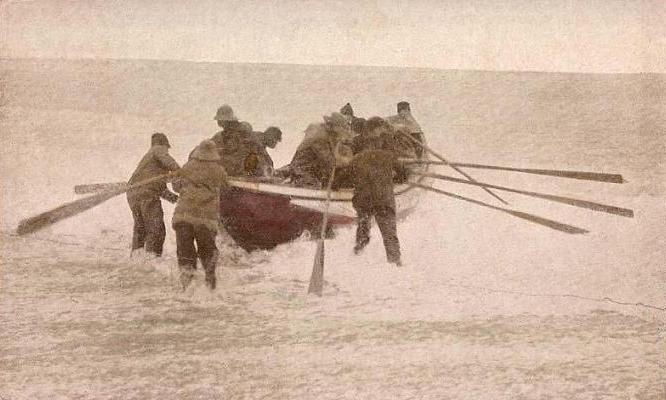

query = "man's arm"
[153,146,181,171]
[392,155,410,184]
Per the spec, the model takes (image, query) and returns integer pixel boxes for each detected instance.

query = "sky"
[1,0,664,73]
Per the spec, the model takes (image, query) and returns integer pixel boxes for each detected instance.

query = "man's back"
[290,135,336,188]
[350,149,406,209]
[127,144,179,201]
[211,125,253,175]
[173,158,228,230]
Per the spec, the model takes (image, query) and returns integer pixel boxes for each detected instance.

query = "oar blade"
[530,192,634,218]
[451,162,625,184]
[416,172,635,218]
[411,183,589,235]
[18,173,173,236]
[308,240,325,296]
[506,210,588,235]
[16,188,124,235]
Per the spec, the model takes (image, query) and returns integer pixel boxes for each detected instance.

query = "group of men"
[288,101,425,266]
[126,105,283,290]
[126,101,424,290]
[209,105,283,178]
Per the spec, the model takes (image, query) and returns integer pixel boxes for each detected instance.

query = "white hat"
[191,139,221,161]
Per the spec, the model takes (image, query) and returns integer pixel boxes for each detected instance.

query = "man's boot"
[387,254,402,267]
[202,256,217,290]
[178,263,195,291]
[354,237,369,255]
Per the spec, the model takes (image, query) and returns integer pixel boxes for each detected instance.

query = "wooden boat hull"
[219,172,427,252]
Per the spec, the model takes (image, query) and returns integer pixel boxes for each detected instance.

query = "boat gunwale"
[226,136,430,202]
[227,173,427,202]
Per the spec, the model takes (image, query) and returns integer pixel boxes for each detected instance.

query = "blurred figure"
[386,101,424,157]
[245,126,283,177]
[340,102,365,135]
[340,102,354,124]
[172,140,229,290]
[126,133,180,258]
[289,112,353,188]
[351,116,366,136]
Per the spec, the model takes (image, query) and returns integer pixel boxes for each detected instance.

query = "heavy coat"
[290,123,354,188]
[172,158,228,231]
[290,136,335,188]
[126,144,180,202]
[349,149,408,211]
[246,133,274,177]
[386,113,424,157]
[211,126,253,176]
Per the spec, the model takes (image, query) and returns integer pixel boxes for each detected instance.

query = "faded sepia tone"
[1,1,664,399]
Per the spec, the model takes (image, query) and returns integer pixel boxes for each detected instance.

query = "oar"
[17,173,175,236]
[415,172,634,218]
[74,181,178,203]
[410,183,588,234]
[307,146,340,296]
[401,159,624,184]
[74,182,127,195]
[397,131,509,205]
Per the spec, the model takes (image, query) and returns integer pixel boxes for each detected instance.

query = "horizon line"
[2,55,664,76]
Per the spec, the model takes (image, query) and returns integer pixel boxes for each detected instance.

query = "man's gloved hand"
[161,190,179,204]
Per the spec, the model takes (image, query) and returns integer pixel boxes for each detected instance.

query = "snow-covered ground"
[1,59,664,398]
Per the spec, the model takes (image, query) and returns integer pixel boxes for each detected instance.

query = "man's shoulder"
[211,130,224,140]
[353,149,395,162]
[184,158,226,173]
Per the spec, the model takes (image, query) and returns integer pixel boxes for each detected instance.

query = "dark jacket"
[290,122,355,188]
[172,158,228,231]
[289,135,337,188]
[211,126,253,176]
[246,135,274,177]
[127,144,180,202]
[349,149,408,210]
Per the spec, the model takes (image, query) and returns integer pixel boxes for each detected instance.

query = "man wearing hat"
[172,139,229,290]
[213,104,238,129]
[210,105,253,175]
[289,112,354,188]
[386,101,425,157]
[127,132,181,258]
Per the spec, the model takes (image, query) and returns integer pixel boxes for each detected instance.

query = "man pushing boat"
[172,139,229,290]
[126,133,181,259]
[210,105,256,176]
[349,117,409,266]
